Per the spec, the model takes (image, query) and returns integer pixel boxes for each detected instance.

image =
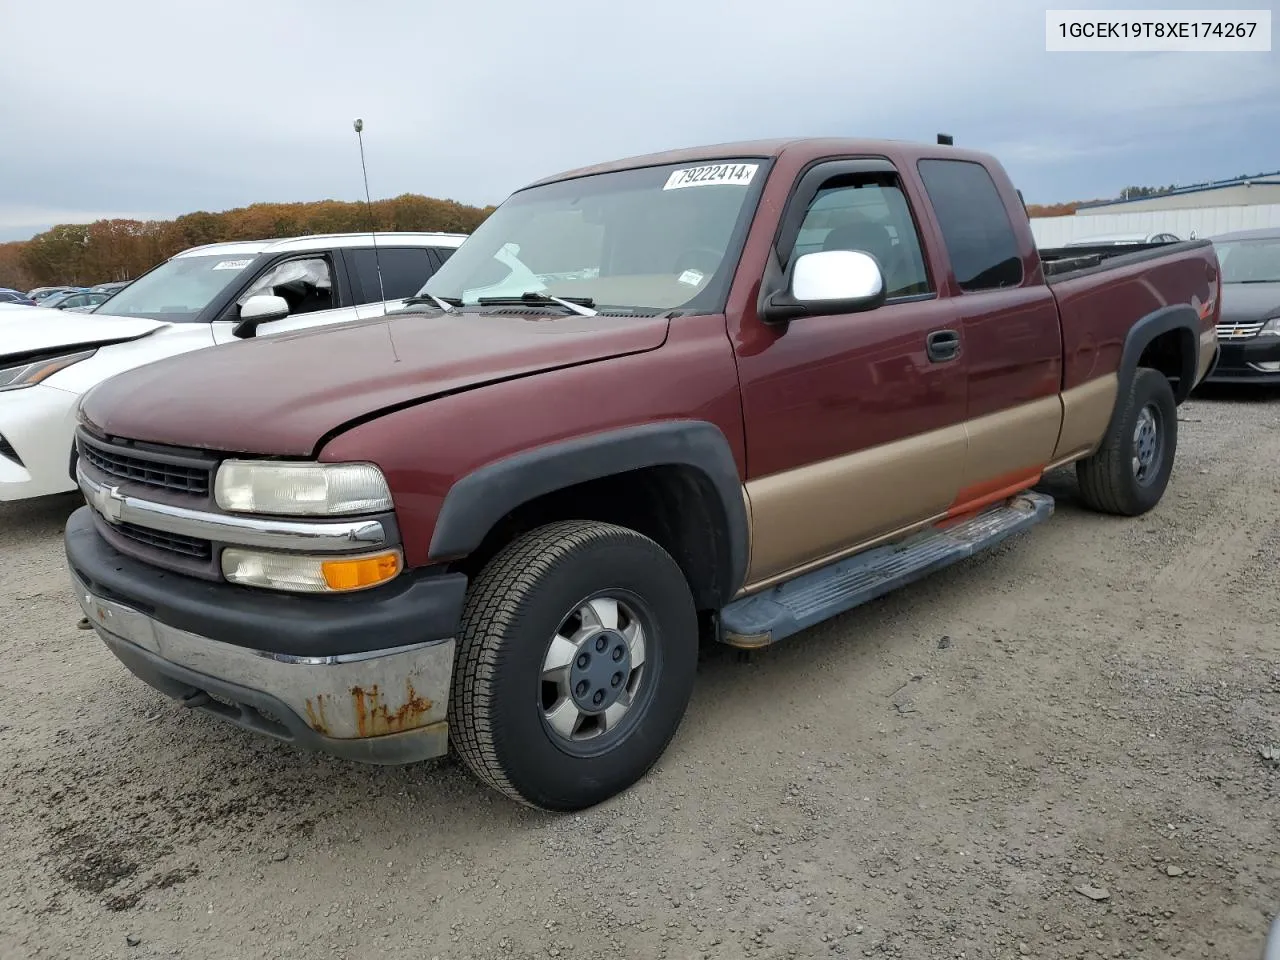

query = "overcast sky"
[1,0,1276,241]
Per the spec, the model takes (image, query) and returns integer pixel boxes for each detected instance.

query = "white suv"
[0,231,467,502]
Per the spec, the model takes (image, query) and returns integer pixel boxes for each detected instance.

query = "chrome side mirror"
[761,249,887,323]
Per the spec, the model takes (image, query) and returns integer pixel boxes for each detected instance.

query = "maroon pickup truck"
[66,138,1221,811]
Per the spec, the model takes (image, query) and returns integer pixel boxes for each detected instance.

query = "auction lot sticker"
[1046,9,1271,50]
[664,163,759,190]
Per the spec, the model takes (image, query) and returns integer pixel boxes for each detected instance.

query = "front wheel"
[1076,366,1178,516]
[449,520,699,811]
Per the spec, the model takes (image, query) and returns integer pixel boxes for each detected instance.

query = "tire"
[449,520,699,811]
[1076,366,1178,516]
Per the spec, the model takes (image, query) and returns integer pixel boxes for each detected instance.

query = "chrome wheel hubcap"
[540,595,647,744]
[1132,404,1162,484]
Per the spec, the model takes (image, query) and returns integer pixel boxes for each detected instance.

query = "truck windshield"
[1215,238,1280,284]
[91,254,257,322]
[420,159,769,313]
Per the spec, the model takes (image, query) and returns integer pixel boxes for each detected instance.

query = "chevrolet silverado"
[66,137,1221,811]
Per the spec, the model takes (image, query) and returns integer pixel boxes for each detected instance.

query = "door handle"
[926,329,961,363]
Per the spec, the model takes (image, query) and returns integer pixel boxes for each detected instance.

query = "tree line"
[1024,200,1092,218]
[0,194,496,291]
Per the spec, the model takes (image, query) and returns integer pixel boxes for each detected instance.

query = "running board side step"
[718,491,1055,649]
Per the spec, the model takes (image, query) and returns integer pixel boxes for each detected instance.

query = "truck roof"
[172,231,470,260]
[523,137,1002,190]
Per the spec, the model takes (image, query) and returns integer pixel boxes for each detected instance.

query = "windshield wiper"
[401,293,463,311]
[478,292,598,317]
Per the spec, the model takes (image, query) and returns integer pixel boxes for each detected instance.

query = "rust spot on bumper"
[351,683,434,737]
[304,696,331,735]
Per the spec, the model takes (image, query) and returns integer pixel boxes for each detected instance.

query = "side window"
[916,159,1023,291]
[792,173,932,299]
[239,256,334,315]
[348,247,434,302]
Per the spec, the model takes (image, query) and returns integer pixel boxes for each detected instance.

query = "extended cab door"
[733,158,969,587]
[913,157,1065,508]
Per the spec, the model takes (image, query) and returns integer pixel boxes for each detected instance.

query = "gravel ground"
[2,388,1277,960]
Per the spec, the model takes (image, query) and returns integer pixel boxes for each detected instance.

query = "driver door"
[211,252,353,344]
[732,159,969,586]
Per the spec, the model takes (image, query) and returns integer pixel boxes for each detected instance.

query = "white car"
[0,231,466,501]
[1063,232,1183,246]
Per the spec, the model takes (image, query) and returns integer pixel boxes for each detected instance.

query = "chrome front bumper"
[71,566,455,764]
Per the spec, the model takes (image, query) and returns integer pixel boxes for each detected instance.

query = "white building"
[1079,173,1280,213]
[1030,170,1280,247]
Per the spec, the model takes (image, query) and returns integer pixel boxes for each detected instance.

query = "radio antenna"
[353,118,388,313]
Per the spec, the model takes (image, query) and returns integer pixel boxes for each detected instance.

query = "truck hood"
[0,307,167,360]
[1219,282,1280,325]
[81,310,672,455]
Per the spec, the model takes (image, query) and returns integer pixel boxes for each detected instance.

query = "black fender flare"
[428,420,750,599]
[1107,303,1200,437]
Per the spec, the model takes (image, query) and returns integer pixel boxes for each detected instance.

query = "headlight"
[1261,317,1280,336]
[0,349,96,391]
[222,547,402,593]
[214,460,393,516]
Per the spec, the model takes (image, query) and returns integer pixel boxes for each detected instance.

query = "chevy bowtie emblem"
[97,484,125,524]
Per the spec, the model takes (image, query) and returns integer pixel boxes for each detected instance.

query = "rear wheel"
[1076,366,1178,516]
[449,520,698,810]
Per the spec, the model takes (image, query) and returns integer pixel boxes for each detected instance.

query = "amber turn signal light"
[320,551,401,591]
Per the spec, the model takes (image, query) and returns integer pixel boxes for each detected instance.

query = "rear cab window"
[916,158,1023,291]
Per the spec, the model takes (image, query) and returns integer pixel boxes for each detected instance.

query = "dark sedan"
[0,288,38,306]
[1205,227,1280,384]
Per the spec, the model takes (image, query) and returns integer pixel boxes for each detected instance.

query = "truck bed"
[1042,238,1219,394]
[1039,240,1209,283]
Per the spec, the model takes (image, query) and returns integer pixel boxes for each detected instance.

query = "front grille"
[78,433,213,495]
[0,433,22,466]
[114,522,212,561]
[1216,321,1265,341]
